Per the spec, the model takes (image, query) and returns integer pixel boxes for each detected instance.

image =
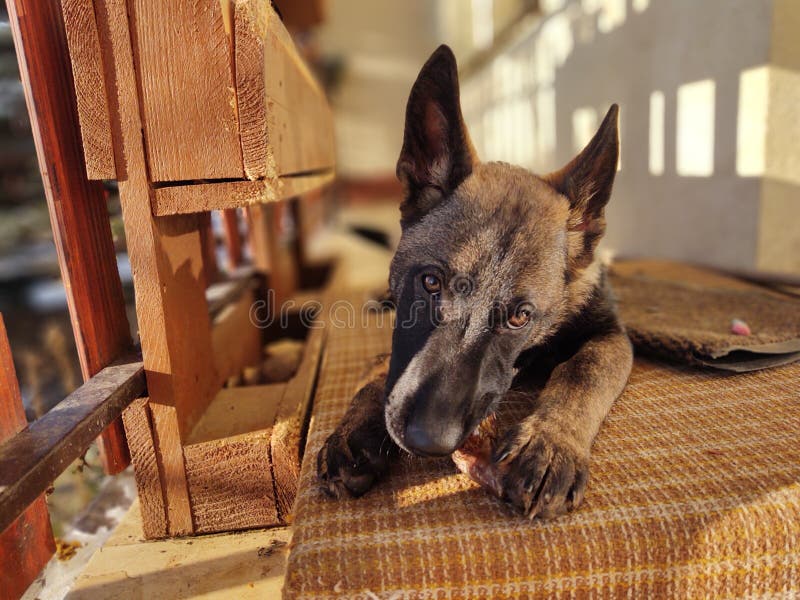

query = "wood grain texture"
[150,170,334,216]
[0,315,55,600]
[235,0,335,179]
[121,398,168,539]
[9,0,133,475]
[211,287,262,389]
[128,0,243,181]
[61,0,116,179]
[0,354,144,535]
[184,432,280,533]
[95,0,219,536]
[270,325,325,519]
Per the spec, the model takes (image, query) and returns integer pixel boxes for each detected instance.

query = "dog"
[317,45,633,519]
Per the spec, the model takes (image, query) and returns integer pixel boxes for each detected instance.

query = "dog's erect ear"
[396,45,477,225]
[545,104,619,271]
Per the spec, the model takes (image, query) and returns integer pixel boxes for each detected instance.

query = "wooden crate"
[60,0,335,537]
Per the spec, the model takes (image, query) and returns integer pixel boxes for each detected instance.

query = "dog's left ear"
[397,45,477,226]
[545,104,619,270]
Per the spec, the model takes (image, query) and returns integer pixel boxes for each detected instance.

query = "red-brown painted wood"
[8,0,133,473]
[0,315,55,600]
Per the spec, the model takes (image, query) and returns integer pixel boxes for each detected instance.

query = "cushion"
[285,299,800,598]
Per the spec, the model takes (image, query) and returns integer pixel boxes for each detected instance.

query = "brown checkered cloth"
[285,295,800,599]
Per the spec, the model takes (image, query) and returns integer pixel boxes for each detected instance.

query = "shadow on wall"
[460,0,799,273]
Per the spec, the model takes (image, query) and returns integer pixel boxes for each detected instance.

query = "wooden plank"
[184,432,280,534]
[0,355,145,535]
[128,0,243,181]
[222,208,244,269]
[95,0,220,536]
[270,325,325,519]
[9,0,134,475]
[61,0,116,179]
[0,315,55,600]
[198,212,219,288]
[235,0,335,179]
[121,398,168,539]
[150,170,334,216]
[211,287,263,388]
[273,0,327,31]
[70,502,290,598]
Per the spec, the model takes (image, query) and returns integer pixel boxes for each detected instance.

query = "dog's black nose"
[404,421,460,456]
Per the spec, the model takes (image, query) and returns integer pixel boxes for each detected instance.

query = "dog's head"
[385,45,619,456]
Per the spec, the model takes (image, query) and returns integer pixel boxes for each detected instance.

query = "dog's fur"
[317,45,633,519]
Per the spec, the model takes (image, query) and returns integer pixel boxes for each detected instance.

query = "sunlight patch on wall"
[597,0,627,33]
[649,90,665,175]
[736,66,767,177]
[632,0,650,13]
[676,79,715,177]
[572,107,598,152]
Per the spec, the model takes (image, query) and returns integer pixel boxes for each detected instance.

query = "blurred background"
[1,0,798,533]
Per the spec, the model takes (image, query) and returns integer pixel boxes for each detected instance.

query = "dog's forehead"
[395,162,569,302]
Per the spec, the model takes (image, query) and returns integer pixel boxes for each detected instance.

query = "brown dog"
[317,45,633,519]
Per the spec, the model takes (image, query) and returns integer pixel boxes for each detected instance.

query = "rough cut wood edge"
[0,355,145,535]
[184,431,280,534]
[129,0,243,181]
[121,397,168,539]
[150,170,334,216]
[234,0,335,179]
[0,314,55,598]
[211,286,262,389]
[61,0,116,179]
[270,325,326,520]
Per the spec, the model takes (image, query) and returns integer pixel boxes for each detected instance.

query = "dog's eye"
[507,304,533,329]
[421,273,442,294]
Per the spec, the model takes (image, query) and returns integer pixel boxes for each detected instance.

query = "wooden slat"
[0,355,145,535]
[211,286,263,389]
[198,212,219,288]
[270,325,325,519]
[128,0,243,181]
[95,0,218,536]
[0,315,55,600]
[150,170,334,216]
[222,209,243,269]
[9,0,134,475]
[121,398,168,539]
[61,0,116,179]
[235,0,335,179]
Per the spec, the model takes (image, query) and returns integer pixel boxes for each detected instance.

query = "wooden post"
[9,0,133,474]
[0,315,55,600]
[222,209,243,270]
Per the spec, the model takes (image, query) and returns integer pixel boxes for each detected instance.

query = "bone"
[451,414,506,497]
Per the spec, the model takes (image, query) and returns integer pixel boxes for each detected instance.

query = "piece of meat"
[451,414,506,497]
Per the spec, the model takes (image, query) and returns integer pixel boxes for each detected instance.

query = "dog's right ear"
[396,45,477,226]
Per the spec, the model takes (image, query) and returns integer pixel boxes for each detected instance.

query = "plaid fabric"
[285,303,800,599]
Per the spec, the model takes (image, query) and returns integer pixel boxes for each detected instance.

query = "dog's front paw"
[494,424,589,519]
[317,428,390,499]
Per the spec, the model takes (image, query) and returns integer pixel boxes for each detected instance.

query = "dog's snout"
[404,422,460,456]
[404,408,462,456]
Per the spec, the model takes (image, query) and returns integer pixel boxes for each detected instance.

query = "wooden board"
[61,0,116,179]
[13,0,133,474]
[128,0,243,181]
[235,0,335,179]
[121,398,168,539]
[0,315,55,600]
[95,0,219,536]
[0,354,145,535]
[270,325,325,519]
[211,287,263,389]
[150,170,334,216]
[222,209,244,269]
[69,499,291,599]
